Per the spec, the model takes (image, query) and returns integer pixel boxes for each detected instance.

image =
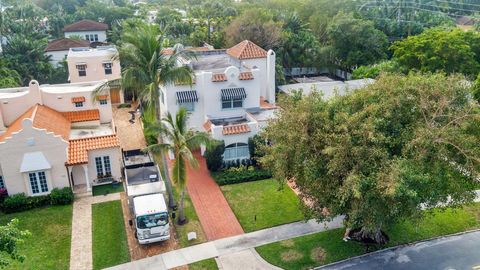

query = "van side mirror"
[128,220,133,226]
[171,212,176,219]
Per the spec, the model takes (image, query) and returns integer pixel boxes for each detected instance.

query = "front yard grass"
[188,258,218,270]
[92,183,124,196]
[92,200,130,270]
[0,205,73,270]
[221,179,304,232]
[256,202,480,270]
[173,187,208,247]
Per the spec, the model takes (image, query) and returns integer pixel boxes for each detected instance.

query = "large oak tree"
[262,73,480,243]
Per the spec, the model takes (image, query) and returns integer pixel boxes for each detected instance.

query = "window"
[94,34,98,41]
[99,99,108,105]
[28,171,48,194]
[103,62,112,75]
[85,34,89,41]
[96,156,112,177]
[74,102,84,107]
[76,64,86,77]
[223,143,250,160]
[222,98,243,109]
[0,175,4,189]
[180,102,194,112]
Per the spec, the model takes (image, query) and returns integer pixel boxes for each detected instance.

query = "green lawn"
[92,183,124,196]
[189,258,218,270]
[221,179,304,232]
[92,200,130,270]
[173,187,208,247]
[256,203,480,270]
[0,205,73,270]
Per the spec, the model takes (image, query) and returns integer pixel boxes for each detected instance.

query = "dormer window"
[76,64,87,77]
[103,62,112,75]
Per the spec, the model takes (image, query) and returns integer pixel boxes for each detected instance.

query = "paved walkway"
[184,153,244,240]
[69,192,121,270]
[216,248,282,270]
[112,105,146,151]
[106,216,344,270]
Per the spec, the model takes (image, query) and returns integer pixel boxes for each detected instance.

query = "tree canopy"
[0,219,30,268]
[262,73,480,242]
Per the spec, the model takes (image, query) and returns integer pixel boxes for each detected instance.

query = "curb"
[314,228,480,269]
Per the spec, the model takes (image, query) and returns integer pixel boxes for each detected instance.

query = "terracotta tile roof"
[212,73,227,82]
[71,96,86,103]
[97,95,109,100]
[239,72,254,80]
[0,104,71,142]
[63,19,108,32]
[203,120,212,132]
[227,40,267,60]
[67,135,120,165]
[222,124,251,135]
[260,96,277,109]
[45,38,90,52]
[62,109,100,123]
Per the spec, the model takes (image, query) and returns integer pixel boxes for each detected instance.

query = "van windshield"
[136,212,168,229]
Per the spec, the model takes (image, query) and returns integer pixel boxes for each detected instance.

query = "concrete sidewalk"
[216,248,283,270]
[106,216,344,270]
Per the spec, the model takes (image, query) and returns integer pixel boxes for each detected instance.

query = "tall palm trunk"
[155,88,177,210]
[177,187,187,224]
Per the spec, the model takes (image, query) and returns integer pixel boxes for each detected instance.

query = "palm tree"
[147,108,210,224]
[107,23,194,209]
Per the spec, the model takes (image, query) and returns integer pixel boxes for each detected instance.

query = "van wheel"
[134,230,138,239]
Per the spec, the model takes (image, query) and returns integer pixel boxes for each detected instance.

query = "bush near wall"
[212,166,272,186]
[1,187,74,213]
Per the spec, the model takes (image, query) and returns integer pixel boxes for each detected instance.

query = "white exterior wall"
[67,51,121,83]
[0,81,42,126]
[64,30,107,42]
[87,147,122,185]
[0,120,69,196]
[46,50,69,67]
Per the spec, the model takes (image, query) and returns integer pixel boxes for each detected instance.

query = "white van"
[132,193,170,244]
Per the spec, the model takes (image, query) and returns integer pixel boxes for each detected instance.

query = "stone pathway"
[184,152,244,240]
[216,248,282,270]
[69,192,121,270]
[106,216,344,270]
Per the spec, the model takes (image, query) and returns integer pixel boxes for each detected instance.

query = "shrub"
[212,168,272,185]
[205,140,225,172]
[2,193,30,213]
[50,187,74,205]
[0,188,7,204]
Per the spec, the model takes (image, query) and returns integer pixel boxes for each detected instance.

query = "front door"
[110,88,121,104]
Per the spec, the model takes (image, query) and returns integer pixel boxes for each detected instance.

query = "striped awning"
[176,90,198,103]
[221,88,247,101]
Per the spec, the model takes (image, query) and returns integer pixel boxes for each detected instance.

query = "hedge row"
[213,169,272,186]
[1,187,74,213]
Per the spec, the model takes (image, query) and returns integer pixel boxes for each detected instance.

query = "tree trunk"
[155,87,177,210]
[177,187,187,225]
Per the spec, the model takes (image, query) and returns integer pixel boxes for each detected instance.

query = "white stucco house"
[66,46,124,104]
[63,19,108,43]
[160,40,277,161]
[0,80,122,196]
[44,38,91,67]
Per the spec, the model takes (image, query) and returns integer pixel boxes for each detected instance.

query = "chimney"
[266,49,276,104]
[29,80,43,105]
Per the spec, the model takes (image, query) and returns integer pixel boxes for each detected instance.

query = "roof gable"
[63,19,108,32]
[45,38,90,52]
[226,40,267,60]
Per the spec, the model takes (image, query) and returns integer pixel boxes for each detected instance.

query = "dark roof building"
[45,38,90,52]
[63,19,108,32]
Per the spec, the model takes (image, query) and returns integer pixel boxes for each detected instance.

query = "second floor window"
[76,64,86,77]
[180,102,194,112]
[103,62,112,75]
[222,98,243,109]
[74,102,84,107]
[85,34,99,42]
[0,175,5,189]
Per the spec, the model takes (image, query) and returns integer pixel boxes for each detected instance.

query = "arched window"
[223,142,250,160]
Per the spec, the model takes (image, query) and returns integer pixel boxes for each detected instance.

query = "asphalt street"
[318,230,480,270]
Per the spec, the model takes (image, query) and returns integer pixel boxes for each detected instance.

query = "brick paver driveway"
[184,152,244,240]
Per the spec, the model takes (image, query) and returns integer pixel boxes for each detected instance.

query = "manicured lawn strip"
[221,179,304,232]
[173,187,208,247]
[92,183,124,196]
[92,200,130,270]
[189,258,219,270]
[0,205,73,270]
[256,203,480,270]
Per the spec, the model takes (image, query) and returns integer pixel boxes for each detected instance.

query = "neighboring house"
[160,40,276,161]
[44,38,91,67]
[63,19,108,43]
[278,78,375,98]
[66,46,124,103]
[0,80,121,196]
